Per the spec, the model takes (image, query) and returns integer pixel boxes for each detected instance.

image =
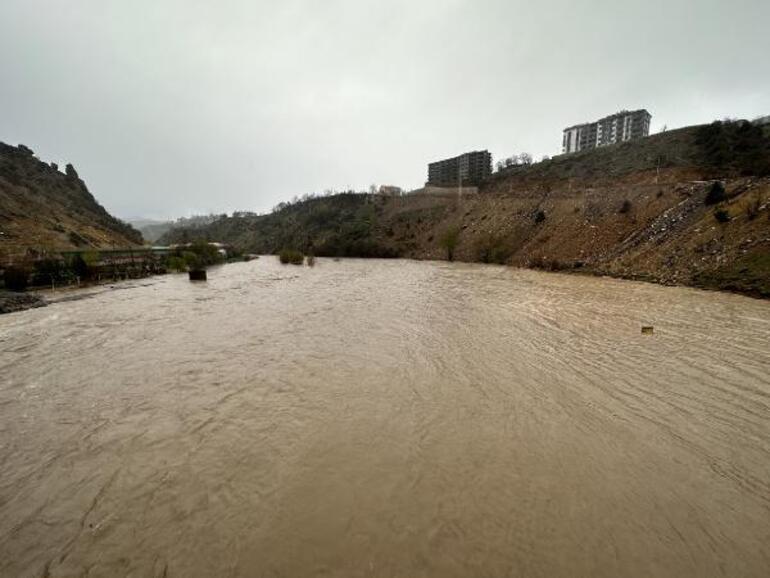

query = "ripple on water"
[0,258,769,578]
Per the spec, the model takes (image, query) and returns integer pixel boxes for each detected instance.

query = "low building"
[427,150,492,187]
[563,109,651,154]
[378,185,402,196]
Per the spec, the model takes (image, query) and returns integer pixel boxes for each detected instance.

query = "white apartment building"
[562,109,651,154]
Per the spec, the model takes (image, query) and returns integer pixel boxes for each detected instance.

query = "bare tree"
[519,152,533,166]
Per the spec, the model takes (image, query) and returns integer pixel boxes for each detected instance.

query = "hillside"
[161,120,770,297]
[0,143,142,260]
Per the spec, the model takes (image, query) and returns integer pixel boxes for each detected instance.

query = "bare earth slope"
[161,121,770,297]
[0,143,142,260]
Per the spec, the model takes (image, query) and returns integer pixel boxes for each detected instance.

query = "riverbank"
[0,273,163,315]
[159,174,770,300]
[0,290,46,314]
[158,122,770,300]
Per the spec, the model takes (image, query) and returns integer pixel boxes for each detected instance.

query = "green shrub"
[3,266,30,291]
[166,256,187,272]
[181,251,201,270]
[438,226,460,261]
[187,240,224,266]
[69,254,92,280]
[619,199,632,214]
[32,258,67,286]
[529,256,571,271]
[279,249,304,265]
[705,182,726,205]
[714,209,730,223]
[534,210,546,224]
[476,234,511,264]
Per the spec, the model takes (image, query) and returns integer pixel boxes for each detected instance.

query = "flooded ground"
[1,258,769,577]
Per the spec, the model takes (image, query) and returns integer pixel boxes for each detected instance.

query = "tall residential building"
[427,150,492,186]
[562,109,651,154]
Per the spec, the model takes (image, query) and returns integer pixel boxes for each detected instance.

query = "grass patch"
[279,249,304,265]
[694,250,770,298]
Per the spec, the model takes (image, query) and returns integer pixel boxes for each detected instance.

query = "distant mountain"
[0,143,142,260]
[142,214,223,244]
[128,218,174,243]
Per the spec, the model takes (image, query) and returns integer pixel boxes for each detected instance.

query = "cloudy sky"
[1,0,768,219]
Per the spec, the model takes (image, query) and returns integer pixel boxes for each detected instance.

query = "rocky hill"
[0,143,142,260]
[161,120,770,298]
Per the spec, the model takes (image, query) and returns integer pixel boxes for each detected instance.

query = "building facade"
[562,109,651,154]
[427,150,492,186]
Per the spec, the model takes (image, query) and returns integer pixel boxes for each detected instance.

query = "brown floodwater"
[1,258,769,577]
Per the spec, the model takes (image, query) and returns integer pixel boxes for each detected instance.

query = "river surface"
[1,258,769,577]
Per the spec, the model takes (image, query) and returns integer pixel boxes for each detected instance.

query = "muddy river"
[1,258,768,577]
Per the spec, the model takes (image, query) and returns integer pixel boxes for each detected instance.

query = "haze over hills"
[128,215,222,244]
[0,143,142,259]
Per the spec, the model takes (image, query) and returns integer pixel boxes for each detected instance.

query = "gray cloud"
[1,0,768,218]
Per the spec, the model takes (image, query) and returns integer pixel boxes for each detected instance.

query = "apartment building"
[427,150,492,186]
[563,109,651,154]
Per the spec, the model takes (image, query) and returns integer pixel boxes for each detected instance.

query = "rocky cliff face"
[161,121,770,298]
[0,143,142,260]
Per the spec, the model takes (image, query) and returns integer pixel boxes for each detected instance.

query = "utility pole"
[458,162,463,200]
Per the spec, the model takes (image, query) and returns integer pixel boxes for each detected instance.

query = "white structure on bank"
[562,109,651,154]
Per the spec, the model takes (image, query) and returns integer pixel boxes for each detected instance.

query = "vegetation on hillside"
[160,193,400,258]
[166,240,227,271]
[438,226,460,261]
[0,142,143,259]
[696,120,770,176]
[694,251,770,298]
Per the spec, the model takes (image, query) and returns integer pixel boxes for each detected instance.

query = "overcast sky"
[1,0,768,220]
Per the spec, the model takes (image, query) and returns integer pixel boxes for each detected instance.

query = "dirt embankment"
[385,170,769,297]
